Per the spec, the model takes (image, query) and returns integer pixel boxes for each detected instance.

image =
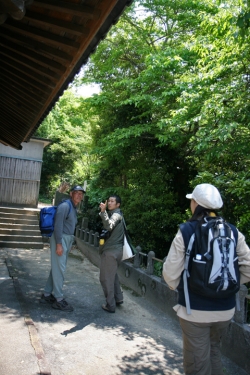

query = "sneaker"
[52,299,74,312]
[40,293,56,304]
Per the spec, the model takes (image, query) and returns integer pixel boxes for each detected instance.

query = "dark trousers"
[99,249,123,311]
[179,318,231,375]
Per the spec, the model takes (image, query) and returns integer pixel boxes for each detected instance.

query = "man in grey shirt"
[40,185,85,311]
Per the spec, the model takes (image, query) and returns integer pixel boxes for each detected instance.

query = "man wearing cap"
[163,183,250,375]
[40,185,85,311]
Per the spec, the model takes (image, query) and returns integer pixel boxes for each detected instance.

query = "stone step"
[0,223,40,230]
[0,228,41,236]
[0,212,38,220]
[0,241,44,249]
[0,207,39,215]
[0,206,43,248]
[0,217,39,225]
[0,234,43,242]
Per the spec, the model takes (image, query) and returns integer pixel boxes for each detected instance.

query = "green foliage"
[35,90,93,199]
[154,261,163,278]
[37,0,250,261]
[38,194,52,205]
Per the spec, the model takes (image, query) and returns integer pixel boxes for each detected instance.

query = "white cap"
[186,183,223,210]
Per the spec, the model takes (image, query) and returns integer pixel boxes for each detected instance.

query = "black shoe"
[52,299,74,312]
[102,304,115,313]
[40,293,56,304]
[116,300,123,306]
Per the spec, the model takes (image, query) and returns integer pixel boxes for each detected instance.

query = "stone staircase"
[0,207,44,249]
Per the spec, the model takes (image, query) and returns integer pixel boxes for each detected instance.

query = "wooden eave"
[0,0,133,150]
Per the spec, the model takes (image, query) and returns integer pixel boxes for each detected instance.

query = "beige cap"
[186,183,223,210]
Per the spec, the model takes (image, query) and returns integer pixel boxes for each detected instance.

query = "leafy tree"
[162,0,250,238]
[76,0,250,255]
[37,0,250,259]
[35,90,93,198]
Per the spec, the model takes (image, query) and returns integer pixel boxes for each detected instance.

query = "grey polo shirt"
[54,199,78,244]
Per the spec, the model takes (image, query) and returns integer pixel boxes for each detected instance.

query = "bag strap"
[121,215,137,254]
[58,199,72,219]
[122,216,128,232]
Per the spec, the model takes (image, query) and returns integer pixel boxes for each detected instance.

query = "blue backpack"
[39,200,72,237]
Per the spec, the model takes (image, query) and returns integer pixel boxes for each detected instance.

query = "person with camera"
[99,195,124,313]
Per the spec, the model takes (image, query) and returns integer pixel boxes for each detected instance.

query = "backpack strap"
[180,221,197,248]
[227,223,240,310]
[58,199,72,219]
[65,199,72,219]
[179,221,199,315]
[183,233,195,315]
[227,223,238,244]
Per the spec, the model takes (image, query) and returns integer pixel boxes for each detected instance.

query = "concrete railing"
[75,222,250,374]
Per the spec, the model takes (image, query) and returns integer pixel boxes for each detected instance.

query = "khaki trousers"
[99,248,123,311]
[179,318,231,375]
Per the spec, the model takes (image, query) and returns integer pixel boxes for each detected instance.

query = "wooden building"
[0,137,50,207]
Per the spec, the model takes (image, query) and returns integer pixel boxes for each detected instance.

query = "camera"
[99,229,110,240]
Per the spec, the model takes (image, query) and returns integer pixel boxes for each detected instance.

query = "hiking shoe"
[116,300,123,306]
[52,299,74,312]
[40,293,56,304]
[102,304,115,313]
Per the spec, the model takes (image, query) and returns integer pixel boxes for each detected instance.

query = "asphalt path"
[0,246,248,375]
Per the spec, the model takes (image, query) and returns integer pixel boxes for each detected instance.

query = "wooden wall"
[0,156,41,207]
[0,137,50,207]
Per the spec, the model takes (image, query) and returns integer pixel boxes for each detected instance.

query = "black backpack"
[180,217,240,314]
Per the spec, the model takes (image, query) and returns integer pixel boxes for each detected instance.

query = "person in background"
[99,195,124,313]
[163,183,250,375]
[40,185,85,312]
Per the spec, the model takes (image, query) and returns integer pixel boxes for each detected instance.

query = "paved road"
[0,246,248,375]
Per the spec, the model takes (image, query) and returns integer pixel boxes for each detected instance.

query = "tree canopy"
[36,0,250,257]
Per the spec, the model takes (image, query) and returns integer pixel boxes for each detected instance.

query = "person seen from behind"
[99,195,124,313]
[163,183,250,375]
[40,185,85,312]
